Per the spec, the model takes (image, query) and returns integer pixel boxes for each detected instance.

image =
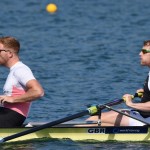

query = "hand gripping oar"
[98,92,143,109]
[0,92,142,143]
[102,92,149,125]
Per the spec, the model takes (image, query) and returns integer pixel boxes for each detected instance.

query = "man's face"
[0,43,10,66]
[139,45,150,66]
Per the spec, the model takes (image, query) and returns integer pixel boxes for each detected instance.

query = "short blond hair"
[0,36,20,53]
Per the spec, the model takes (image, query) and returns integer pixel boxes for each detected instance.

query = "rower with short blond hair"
[0,36,44,127]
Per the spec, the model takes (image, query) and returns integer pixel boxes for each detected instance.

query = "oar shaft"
[0,97,124,143]
[1,110,89,142]
[99,99,123,109]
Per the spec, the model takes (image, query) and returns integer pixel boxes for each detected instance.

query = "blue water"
[0,0,150,149]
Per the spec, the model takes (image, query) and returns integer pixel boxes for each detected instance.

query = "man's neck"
[6,57,20,68]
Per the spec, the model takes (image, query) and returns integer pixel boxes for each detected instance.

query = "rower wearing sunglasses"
[87,40,150,126]
[0,36,44,127]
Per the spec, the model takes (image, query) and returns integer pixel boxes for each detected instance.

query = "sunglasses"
[141,49,150,54]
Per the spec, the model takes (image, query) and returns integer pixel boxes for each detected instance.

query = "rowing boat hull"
[1,123,150,142]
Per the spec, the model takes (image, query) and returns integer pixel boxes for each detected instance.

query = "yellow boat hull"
[0,123,150,142]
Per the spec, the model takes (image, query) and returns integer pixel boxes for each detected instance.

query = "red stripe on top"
[4,86,31,117]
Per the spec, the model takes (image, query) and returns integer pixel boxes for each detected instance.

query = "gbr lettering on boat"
[88,128,105,133]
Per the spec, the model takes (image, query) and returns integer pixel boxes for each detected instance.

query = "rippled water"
[0,0,150,149]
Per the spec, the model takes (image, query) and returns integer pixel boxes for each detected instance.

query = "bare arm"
[0,79,44,104]
[123,94,150,112]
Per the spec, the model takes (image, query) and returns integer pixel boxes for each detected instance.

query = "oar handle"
[87,92,143,115]
[98,92,142,111]
[124,92,143,101]
[133,92,143,98]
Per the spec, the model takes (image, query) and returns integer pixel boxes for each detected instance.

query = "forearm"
[126,101,150,112]
[0,87,44,104]
[13,88,44,103]
[0,80,44,104]
[123,93,150,112]
[13,80,44,103]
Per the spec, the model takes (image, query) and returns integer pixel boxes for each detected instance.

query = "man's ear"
[8,51,13,58]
